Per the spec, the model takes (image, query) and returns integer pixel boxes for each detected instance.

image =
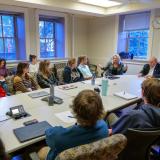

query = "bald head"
[149,56,158,68]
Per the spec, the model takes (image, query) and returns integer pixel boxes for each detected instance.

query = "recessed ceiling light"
[78,0,122,7]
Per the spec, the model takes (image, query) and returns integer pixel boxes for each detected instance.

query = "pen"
[68,116,75,118]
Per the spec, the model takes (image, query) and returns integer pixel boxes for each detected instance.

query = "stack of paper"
[55,111,76,124]
[114,91,137,100]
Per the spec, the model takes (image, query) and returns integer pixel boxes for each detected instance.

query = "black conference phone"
[6,105,27,119]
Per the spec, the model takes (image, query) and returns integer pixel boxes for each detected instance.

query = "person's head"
[68,58,77,69]
[0,59,6,68]
[16,62,29,76]
[78,56,88,65]
[39,60,51,76]
[70,90,104,127]
[141,78,160,107]
[112,54,121,65]
[0,138,8,160]
[149,57,158,68]
[29,55,37,64]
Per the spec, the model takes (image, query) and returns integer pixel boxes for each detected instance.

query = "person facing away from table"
[37,60,58,88]
[29,54,39,74]
[0,138,9,160]
[63,58,84,84]
[77,56,92,80]
[38,90,109,160]
[139,56,160,78]
[13,62,39,93]
[110,78,160,135]
[0,58,10,95]
[99,54,128,77]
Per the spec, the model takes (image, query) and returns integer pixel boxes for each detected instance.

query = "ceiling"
[0,0,160,16]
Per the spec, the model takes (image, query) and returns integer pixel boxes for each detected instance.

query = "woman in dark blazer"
[63,58,84,83]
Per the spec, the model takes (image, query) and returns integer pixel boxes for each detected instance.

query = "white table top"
[0,75,144,153]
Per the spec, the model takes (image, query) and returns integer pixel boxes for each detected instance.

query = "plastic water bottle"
[91,74,96,85]
[48,84,54,106]
[101,78,108,96]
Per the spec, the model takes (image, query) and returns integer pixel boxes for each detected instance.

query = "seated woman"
[110,78,160,134]
[38,90,108,160]
[29,54,39,74]
[99,54,127,76]
[63,58,84,83]
[14,62,39,93]
[78,56,92,80]
[37,60,58,88]
[0,59,10,95]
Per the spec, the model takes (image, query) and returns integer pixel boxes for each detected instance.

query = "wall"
[87,16,118,74]
[73,16,89,58]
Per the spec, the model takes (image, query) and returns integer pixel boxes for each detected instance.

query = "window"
[127,30,149,59]
[39,17,65,59]
[0,15,16,60]
[0,13,26,61]
[118,12,150,60]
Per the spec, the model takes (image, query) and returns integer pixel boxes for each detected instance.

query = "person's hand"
[138,73,142,77]
[108,129,112,136]
[0,76,5,80]
[98,64,103,69]
[145,75,152,79]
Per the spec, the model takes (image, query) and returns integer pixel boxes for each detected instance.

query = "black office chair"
[118,128,160,160]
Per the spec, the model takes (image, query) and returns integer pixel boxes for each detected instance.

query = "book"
[114,91,137,100]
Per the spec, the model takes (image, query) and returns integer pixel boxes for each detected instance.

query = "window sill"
[6,58,68,68]
[122,59,148,65]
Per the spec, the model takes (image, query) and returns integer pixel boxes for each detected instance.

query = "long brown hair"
[39,60,51,77]
[0,138,8,160]
[142,78,160,107]
[16,62,29,79]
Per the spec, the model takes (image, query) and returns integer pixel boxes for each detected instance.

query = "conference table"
[0,75,144,154]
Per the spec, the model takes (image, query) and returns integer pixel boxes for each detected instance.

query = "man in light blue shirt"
[78,56,92,79]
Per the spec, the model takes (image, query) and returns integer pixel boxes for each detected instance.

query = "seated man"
[38,90,109,160]
[139,56,160,78]
[110,78,160,134]
[78,56,92,80]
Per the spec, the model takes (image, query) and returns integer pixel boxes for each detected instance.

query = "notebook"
[28,91,49,98]
[13,121,52,142]
[114,91,137,100]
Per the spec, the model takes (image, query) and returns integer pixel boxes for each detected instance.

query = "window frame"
[125,29,149,60]
[39,18,57,59]
[0,14,18,60]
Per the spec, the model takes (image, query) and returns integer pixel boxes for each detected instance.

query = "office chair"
[118,128,160,160]
[30,134,127,160]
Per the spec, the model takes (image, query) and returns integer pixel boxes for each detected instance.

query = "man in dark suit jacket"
[139,57,160,78]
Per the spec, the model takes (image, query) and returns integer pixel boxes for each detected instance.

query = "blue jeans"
[0,81,10,96]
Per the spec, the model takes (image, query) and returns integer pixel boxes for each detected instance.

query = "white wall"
[87,16,118,74]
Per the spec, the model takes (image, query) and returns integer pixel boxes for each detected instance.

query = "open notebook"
[114,91,137,100]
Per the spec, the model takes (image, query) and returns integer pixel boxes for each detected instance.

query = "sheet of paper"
[55,111,76,124]
[114,91,137,100]
[84,79,101,85]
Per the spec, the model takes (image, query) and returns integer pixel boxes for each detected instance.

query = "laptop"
[13,121,52,142]
[28,91,49,98]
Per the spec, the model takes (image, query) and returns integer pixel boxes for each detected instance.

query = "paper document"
[55,111,76,124]
[58,85,77,90]
[114,91,137,100]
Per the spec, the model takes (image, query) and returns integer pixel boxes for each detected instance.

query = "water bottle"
[101,78,108,96]
[91,73,96,85]
[48,84,54,106]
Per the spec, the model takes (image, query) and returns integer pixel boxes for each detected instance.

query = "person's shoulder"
[45,126,66,137]
[13,76,22,83]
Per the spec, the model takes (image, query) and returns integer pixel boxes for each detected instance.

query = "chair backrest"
[119,128,160,160]
[55,134,127,160]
